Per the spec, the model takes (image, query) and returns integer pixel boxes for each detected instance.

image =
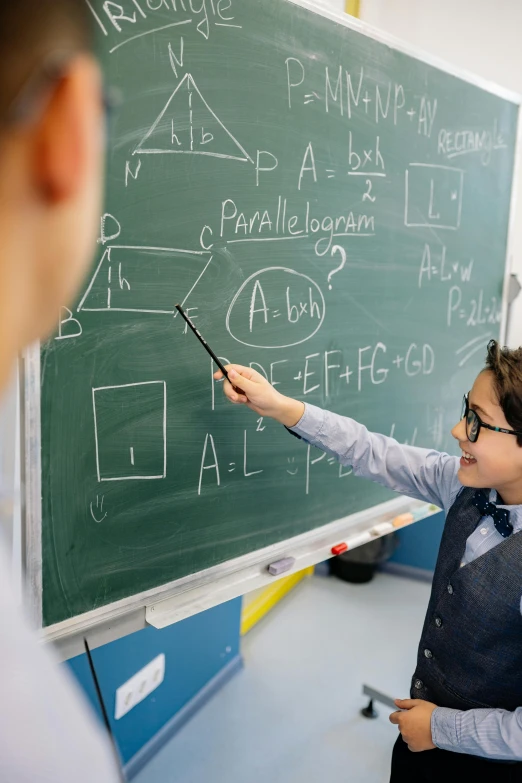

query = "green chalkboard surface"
[40,0,519,626]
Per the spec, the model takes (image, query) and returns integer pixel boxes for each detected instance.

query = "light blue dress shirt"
[291,403,522,762]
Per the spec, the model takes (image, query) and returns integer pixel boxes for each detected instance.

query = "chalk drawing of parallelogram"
[77,245,213,314]
[134,73,253,163]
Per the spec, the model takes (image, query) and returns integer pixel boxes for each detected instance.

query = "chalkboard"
[37,0,519,628]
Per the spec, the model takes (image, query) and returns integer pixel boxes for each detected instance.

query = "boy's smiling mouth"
[460,449,477,467]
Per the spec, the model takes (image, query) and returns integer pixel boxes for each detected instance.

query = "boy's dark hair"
[0,0,92,124]
[485,339,522,446]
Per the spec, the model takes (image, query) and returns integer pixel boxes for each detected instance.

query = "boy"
[215,344,522,780]
[0,1,119,779]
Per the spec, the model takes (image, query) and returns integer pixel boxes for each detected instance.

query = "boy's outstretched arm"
[215,365,460,512]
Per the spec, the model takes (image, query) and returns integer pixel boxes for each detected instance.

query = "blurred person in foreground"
[0,1,120,780]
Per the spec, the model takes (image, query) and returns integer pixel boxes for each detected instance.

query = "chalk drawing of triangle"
[77,247,111,312]
[134,73,253,163]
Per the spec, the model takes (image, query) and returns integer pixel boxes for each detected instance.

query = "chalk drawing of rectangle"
[404,163,465,230]
[93,381,167,482]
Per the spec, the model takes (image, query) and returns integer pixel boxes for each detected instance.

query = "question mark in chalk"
[327,245,347,290]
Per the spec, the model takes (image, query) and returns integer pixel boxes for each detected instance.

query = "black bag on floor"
[329,534,397,584]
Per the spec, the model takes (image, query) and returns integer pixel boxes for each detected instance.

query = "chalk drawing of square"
[405,163,464,230]
[93,381,166,482]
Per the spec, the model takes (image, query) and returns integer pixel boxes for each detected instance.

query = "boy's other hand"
[389,698,437,752]
[213,364,304,427]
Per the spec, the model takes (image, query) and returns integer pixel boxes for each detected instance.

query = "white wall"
[360,0,522,95]
[318,0,522,346]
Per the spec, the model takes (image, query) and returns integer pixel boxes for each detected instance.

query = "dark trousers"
[390,735,522,782]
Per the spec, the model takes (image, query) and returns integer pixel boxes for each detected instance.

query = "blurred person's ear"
[34,54,102,203]
[0,52,104,358]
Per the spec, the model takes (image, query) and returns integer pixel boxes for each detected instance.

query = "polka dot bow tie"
[473,489,513,539]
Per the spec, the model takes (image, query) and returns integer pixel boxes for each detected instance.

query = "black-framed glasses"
[461,392,522,443]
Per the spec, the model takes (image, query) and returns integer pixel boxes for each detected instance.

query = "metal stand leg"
[361,684,396,719]
[361,698,379,719]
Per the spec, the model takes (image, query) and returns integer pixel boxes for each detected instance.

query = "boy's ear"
[34,55,102,203]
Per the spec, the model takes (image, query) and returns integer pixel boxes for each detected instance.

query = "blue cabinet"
[66,598,242,773]
[389,511,445,573]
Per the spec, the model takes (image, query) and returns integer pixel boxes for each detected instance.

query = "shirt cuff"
[431,707,461,750]
[289,403,326,442]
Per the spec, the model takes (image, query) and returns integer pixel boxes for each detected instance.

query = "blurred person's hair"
[0,0,92,124]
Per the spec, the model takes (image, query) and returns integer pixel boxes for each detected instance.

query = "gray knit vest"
[411,487,522,711]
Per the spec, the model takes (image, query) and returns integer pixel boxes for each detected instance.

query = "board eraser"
[268,557,296,576]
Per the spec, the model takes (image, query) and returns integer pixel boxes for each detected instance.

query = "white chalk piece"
[346,531,372,549]
[268,557,296,576]
[371,522,394,536]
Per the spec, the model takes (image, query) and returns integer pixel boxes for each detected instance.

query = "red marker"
[331,543,348,556]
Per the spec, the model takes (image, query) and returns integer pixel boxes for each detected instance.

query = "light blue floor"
[135,572,431,783]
